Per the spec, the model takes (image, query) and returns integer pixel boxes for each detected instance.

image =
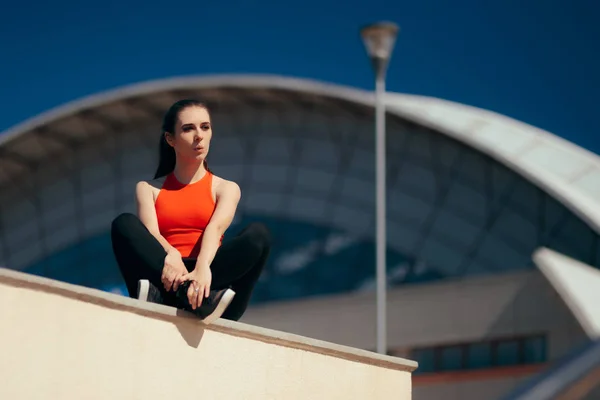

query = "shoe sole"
[202,289,236,325]
[137,280,150,302]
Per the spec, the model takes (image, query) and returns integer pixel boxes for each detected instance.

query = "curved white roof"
[534,247,600,339]
[385,92,600,234]
[1,74,598,235]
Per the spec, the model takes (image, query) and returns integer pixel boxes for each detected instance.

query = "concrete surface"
[0,268,416,400]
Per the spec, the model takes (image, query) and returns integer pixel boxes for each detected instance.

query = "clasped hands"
[161,249,211,310]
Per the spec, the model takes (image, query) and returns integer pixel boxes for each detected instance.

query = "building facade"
[1,75,599,399]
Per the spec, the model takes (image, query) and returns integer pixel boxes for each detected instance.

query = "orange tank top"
[154,171,218,258]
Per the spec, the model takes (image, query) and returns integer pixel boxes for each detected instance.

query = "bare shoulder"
[136,179,162,201]
[212,175,241,200]
[135,180,150,195]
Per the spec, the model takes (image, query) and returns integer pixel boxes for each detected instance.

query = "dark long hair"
[153,99,212,179]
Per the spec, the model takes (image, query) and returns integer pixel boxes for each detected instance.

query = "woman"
[110,99,270,324]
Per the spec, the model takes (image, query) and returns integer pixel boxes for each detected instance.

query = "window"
[412,348,435,373]
[467,342,492,369]
[524,336,546,363]
[440,345,463,371]
[409,334,547,375]
[496,339,520,366]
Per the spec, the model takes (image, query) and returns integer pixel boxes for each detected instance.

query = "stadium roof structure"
[1,75,599,284]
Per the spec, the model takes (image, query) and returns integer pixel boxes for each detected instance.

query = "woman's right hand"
[161,249,188,292]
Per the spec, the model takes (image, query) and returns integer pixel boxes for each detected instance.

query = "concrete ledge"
[0,267,417,374]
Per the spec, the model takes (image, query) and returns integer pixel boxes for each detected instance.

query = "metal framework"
[0,76,599,293]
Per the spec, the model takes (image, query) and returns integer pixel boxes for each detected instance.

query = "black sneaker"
[137,279,164,304]
[176,281,236,324]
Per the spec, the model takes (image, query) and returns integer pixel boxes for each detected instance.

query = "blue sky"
[1,0,598,153]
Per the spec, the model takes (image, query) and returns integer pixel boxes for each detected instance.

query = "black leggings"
[110,213,270,321]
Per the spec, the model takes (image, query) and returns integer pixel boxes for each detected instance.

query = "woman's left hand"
[181,266,212,310]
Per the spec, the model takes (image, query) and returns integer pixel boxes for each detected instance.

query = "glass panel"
[467,342,492,369]
[523,336,546,364]
[440,345,463,371]
[496,339,520,366]
[412,348,435,374]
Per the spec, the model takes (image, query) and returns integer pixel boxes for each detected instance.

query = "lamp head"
[360,21,399,79]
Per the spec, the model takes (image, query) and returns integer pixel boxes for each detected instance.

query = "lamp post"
[360,21,399,355]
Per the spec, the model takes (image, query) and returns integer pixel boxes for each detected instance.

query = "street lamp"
[360,21,399,355]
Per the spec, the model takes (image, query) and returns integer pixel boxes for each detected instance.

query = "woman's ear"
[164,132,175,147]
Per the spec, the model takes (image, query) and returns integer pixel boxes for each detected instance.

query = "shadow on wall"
[173,308,206,348]
[488,272,588,358]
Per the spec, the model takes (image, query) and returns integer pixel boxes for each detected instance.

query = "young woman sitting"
[110,99,270,324]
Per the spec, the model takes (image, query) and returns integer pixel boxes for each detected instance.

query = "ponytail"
[153,134,176,179]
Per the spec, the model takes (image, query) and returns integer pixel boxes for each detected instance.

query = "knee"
[245,223,271,252]
[111,212,139,236]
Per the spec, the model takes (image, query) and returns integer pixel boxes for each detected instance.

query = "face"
[165,106,212,162]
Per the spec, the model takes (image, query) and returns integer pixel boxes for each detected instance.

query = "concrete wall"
[243,270,590,400]
[0,268,416,400]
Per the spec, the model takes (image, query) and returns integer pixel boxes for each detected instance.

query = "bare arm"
[135,181,180,257]
[194,180,241,272]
